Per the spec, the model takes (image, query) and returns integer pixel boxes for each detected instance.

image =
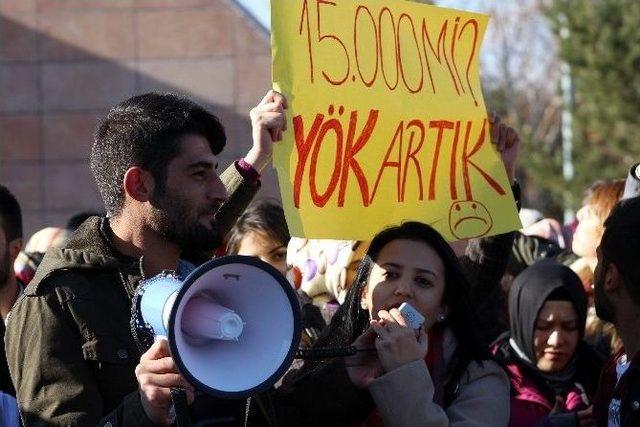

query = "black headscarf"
[507,258,588,393]
[509,259,587,360]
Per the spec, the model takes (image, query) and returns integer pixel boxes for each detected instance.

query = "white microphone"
[399,302,425,330]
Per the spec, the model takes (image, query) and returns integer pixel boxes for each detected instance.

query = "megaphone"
[131,256,302,399]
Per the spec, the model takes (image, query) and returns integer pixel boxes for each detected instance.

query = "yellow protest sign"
[271,0,521,241]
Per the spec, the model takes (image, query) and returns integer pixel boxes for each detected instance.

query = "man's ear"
[605,263,622,293]
[123,167,155,203]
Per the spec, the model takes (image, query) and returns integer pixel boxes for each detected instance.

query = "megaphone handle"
[170,387,192,427]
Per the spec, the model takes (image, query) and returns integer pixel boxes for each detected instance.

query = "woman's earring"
[436,313,447,323]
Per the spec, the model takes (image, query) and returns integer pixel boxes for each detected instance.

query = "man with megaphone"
[5,90,287,426]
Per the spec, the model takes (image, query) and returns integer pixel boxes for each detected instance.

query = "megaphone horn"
[131,256,302,399]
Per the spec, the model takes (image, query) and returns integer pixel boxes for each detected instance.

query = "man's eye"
[193,171,207,179]
[535,323,550,331]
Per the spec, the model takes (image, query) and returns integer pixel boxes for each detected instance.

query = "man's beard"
[150,192,225,254]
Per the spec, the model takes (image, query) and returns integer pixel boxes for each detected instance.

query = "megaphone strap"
[130,280,155,353]
[250,394,278,427]
[296,345,367,359]
[170,388,192,427]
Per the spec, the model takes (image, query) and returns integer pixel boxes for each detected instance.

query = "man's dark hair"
[91,92,227,216]
[226,199,290,254]
[600,196,640,305]
[0,185,22,241]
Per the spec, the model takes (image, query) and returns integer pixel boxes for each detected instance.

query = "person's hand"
[371,309,429,373]
[135,339,195,426]
[576,406,596,427]
[489,112,520,184]
[245,89,288,173]
[345,326,384,388]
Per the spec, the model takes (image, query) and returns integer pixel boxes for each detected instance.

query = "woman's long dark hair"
[298,221,488,395]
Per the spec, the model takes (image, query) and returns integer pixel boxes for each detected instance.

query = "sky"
[234,0,490,33]
[234,0,555,87]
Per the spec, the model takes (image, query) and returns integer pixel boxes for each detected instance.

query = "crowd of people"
[0,89,639,427]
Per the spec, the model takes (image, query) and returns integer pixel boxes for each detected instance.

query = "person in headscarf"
[263,221,510,427]
[492,259,604,427]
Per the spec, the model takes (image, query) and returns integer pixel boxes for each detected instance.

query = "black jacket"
[5,165,261,427]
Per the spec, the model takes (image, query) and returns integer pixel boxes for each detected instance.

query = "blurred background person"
[13,211,102,286]
[0,184,23,425]
[570,180,624,288]
[226,199,289,275]
[226,199,326,347]
[0,185,23,322]
[570,180,625,356]
[13,227,69,286]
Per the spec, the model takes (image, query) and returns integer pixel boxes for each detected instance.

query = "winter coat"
[266,328,510,427]
[4,164,260,427]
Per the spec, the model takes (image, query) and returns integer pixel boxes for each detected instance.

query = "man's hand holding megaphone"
[136,339,195,426]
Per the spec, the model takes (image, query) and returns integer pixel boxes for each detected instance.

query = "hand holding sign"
[245,90,288,173]
[490,112,520,184]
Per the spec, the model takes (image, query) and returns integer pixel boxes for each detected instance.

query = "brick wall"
[0,0,277,238]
